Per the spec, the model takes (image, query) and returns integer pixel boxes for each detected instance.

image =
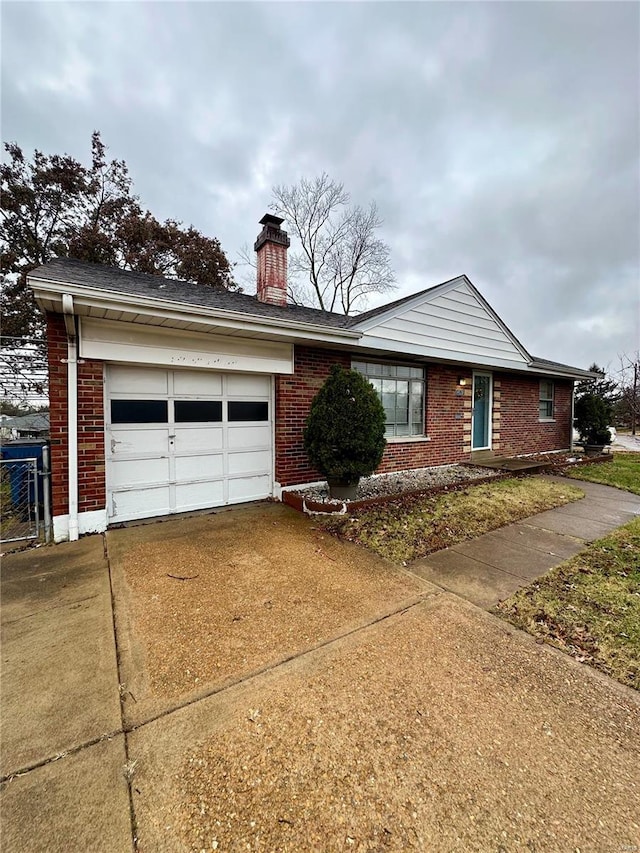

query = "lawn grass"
[564,452,640,495]
[322,477,584,564]
[494,518,640,690]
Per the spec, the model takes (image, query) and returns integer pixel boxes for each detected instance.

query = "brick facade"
[274,345,574,487]
[47,314,106,516]
[494,371,573,455]
[46,322,574,515]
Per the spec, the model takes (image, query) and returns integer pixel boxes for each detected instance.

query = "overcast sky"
[3,1,639,371]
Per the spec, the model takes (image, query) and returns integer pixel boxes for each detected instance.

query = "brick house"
[29,214,595,542]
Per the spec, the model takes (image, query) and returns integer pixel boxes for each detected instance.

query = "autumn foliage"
[1,132,236,337]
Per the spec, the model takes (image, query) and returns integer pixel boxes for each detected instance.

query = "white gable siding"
[357,281,529,369]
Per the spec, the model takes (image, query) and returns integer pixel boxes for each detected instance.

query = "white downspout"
[62,294,79,542]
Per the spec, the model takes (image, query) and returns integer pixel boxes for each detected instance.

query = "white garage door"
[106,365,273,523]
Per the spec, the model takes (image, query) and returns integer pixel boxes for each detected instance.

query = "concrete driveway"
[2,501,639,852]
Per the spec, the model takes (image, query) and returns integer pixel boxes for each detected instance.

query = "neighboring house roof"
[29,258,597,380]
[3,413,50,433]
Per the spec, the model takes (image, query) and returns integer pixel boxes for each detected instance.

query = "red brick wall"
[275,349,473,486]
[495,372,573,455]
[46,325,574,505]
[47,314,106,516]
[274,347,574,486]
[275,346,352,486]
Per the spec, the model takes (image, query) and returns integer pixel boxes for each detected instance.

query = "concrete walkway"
[410,476,640,608]
[0,537,133,853]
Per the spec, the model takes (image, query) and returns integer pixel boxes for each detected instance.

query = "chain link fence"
[0,449,51,544]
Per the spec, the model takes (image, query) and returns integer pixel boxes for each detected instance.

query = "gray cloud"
[2,0,638,371]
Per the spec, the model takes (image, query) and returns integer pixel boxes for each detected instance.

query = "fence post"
[42,444,52,543]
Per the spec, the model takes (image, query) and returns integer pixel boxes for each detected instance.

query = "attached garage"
[106,365,273,523]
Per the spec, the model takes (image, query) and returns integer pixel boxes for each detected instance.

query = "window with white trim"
[539,380,554,419]
[352,361,425,438]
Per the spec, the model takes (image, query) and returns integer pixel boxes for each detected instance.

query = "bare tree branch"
[270,174,395,314]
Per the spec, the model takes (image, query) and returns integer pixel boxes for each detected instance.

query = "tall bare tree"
[615,352,640,434]
[269,173,395,314]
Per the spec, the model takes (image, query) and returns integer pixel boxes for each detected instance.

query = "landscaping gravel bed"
[292,464,502,503]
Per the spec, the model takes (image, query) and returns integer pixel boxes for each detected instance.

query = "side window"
[539,381,554,419]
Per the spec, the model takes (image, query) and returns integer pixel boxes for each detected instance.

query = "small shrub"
[303,365,386,486]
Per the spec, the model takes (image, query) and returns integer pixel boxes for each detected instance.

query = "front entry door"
[472,372,492,450]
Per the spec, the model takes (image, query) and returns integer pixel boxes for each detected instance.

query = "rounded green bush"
[303,364,387,485]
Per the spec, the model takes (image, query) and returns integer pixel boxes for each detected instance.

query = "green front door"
[472,372,492,450]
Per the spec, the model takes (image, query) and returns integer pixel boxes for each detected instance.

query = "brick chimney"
[254,213,290,306]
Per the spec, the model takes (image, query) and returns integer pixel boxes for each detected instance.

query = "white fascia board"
[353,275,532,363]
[29,277,361,345]
[526,364,595,380]
[80,317,294,374]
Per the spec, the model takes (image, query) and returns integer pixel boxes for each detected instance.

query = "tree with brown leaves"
[1,132,236,338]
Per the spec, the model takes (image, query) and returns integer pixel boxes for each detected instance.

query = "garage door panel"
[175,454,224,482]
[227,424,271,450]
[173,427,223,452]
[173,371,223,395]
[175,480,225,510]
[110,429,169,456]
[226,374,271,396]
[111,486,171,521]
[111,457,170,488]
[228,474,271,502]
[109,366,168,394]
[227,449,271,476]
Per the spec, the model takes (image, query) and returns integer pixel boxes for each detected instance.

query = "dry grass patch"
[323,477,584,563]
[495,517,640,689]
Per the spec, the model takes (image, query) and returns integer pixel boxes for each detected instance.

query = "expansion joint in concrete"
[104,532,139,852]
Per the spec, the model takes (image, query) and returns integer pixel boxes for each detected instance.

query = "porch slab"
[468,453,551,474]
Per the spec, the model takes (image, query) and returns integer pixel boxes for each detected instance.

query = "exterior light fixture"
[457,377,468,386]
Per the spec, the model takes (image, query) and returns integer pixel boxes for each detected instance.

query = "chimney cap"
[259,213,285,228]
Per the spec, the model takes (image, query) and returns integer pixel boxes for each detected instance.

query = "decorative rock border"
[281,453,613,516]
[282,472,512,516]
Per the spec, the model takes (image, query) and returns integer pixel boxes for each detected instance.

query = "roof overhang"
[29,274,361,346]
[30,272,597,380]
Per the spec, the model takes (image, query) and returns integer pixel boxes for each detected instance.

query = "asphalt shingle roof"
[29,258,352,329]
